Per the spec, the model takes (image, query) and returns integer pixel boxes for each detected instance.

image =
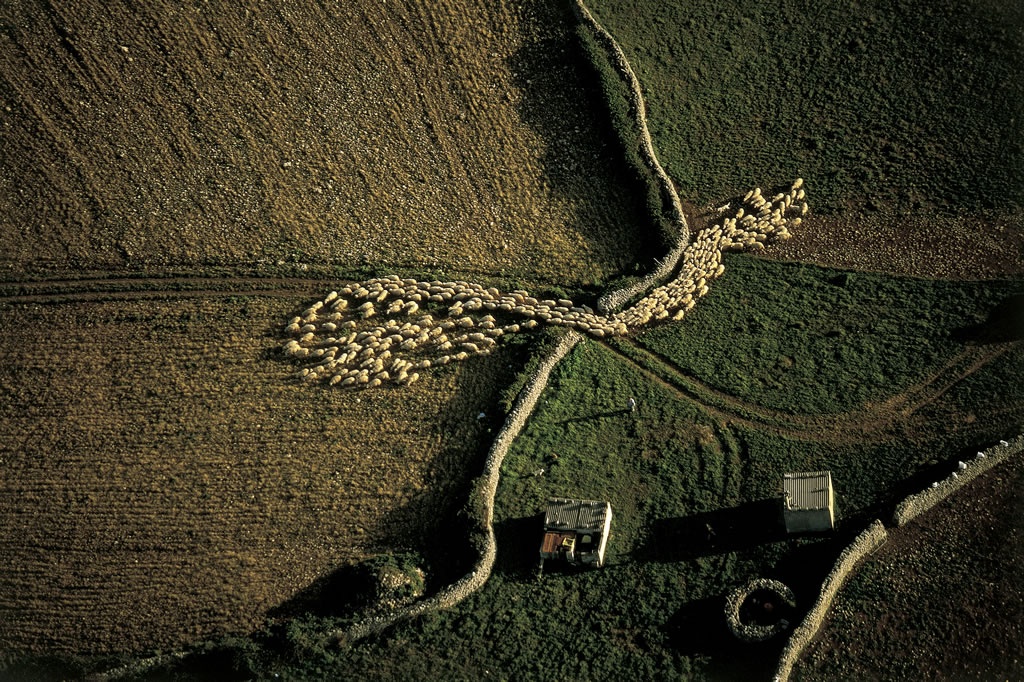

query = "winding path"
[607,338,1020,443]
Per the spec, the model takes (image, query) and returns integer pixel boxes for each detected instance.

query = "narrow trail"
[607,338,1019,444]
[0,275,330,304]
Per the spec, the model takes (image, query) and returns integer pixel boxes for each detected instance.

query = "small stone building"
[782,471,836,533]
[539,498,612,567]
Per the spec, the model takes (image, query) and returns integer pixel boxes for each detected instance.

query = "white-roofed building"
[782,471,836,533]
[539,498,612,567]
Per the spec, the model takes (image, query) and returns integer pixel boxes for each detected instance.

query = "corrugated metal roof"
[783,471,833,511]
[544,498,610,532]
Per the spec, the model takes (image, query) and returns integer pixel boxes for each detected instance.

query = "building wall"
[784,507,833,533]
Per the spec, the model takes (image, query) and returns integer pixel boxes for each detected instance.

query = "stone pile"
[281,180,808,390]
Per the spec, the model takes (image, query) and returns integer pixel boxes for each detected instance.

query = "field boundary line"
[571,0,691,315]
[773,520,890,682]
[0,275,332,304]
[891,434,1024,527]
[323,331,584,646]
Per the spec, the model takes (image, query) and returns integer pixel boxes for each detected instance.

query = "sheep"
[793,177,804,190]
[285,323,301,333]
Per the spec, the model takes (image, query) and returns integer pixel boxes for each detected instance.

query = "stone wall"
[892,435,1024,527]
[570,0,691,315]
[773,520,889,682]
[326,331,584,645]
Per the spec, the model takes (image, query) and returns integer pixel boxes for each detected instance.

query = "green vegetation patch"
[587,0,1024,213]
[634,254,1024,415]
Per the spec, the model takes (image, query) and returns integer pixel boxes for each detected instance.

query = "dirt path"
[0,274,329,304]
[607,338,1018,444]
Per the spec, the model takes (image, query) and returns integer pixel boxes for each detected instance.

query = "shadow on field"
[952,294,1024,344]
[506,0,664,272]
[664,596,783,679]
[494,513,545,578]
[639,499,787,561]
[269,562,378,620]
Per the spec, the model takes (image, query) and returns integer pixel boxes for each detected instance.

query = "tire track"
[0,275,331,304]
[607,337,1018,444]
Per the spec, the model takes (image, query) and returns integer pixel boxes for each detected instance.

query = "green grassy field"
[586,0,1024,214]
[632,254,1024,415]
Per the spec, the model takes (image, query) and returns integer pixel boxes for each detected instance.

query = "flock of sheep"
[281,180,808,389]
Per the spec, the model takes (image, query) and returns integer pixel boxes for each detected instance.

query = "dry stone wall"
[773,520,889,682]
[325,331,583,646]
[892,435,1023,527]
[571,0,689,317]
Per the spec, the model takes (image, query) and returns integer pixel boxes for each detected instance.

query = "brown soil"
[794,451,1024,680]
[0,293,514,656]
[0,0,660,660]
[762,207,1024,281]
[0,0,649,286]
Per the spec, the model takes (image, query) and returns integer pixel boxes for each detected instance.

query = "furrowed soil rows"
[0,0,649,285]
[0,295,509,656]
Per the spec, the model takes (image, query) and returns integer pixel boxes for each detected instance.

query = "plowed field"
[0,293,514,656]
[0,0,656,659]
[0,0,648,285]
